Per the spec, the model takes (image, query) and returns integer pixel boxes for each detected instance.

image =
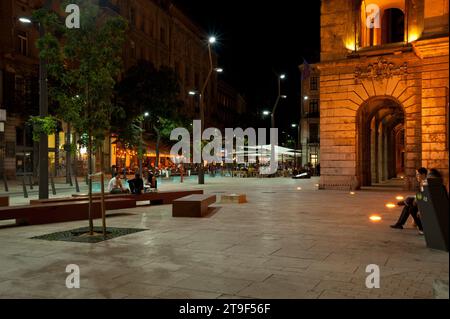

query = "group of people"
[390,167,444,235]
[107,169,157,195]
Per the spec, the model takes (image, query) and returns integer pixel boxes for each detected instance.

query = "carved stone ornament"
[354,58,408,81]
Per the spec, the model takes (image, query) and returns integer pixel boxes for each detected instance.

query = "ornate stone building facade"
[318,0,449,190]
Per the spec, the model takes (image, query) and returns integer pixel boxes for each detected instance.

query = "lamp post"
[190,35,220,184]
[271,74,286,128]
[291,123,300,169]
[138,112,149,177]
[19,0,51,199]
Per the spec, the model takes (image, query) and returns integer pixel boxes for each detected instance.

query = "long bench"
[172,194,216,217]
[0,190,204,226]
[0,198,136,225]
[71,190,204,205]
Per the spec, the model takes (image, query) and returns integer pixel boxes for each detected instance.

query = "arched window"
[359,1,406,48]
[382,8,405,44]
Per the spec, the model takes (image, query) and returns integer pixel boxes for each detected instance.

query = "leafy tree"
[34,0,127,235]
[114,60,182,170]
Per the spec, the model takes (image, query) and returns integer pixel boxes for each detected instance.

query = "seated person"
[390,167,428,233]
[128,173,144,195]
[108,173,128,194]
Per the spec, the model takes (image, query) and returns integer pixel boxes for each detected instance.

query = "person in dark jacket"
[128,173,144,195]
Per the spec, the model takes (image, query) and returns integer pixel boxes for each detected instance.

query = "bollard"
[22,176,28,198]
[68,171,73,186]
[2,176,8,192]
[50,174,56,195]
[74,175,80,193]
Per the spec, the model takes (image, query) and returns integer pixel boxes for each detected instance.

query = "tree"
[114,60,182,171]
[35,0,127,236]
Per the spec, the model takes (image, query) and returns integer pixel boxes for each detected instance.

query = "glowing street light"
[304,96,309,100]
[262,110,270,116]
[208,36,216,44]
[188,91,197,96]
[215,68,223,73]
[19,17,32,24]
[280,74,286,80]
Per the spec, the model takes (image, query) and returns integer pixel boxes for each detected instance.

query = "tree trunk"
[88,131,94,235]
[66,123,71,184]
[100,142,106,237]
[73,132,80,192]
[155,126,161,171]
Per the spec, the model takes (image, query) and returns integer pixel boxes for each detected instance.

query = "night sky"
[172,0,321,133]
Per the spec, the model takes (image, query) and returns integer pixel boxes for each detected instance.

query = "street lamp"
[139,112,149,177]
[262,110,270,116]
[19,17,32,24]
[271,73,287,128]
[195,35,219,184]
[291,123,300,169]
[19,3,51,199]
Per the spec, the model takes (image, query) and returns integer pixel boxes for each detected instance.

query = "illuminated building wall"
[318,0,448,190]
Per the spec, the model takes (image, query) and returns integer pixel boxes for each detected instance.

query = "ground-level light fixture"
[385,203,396,209]
[369,215,382,222]
[350,191,355,195]
[396,196,404,201]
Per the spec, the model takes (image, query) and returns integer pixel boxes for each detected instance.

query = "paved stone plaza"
[0,177,448,299]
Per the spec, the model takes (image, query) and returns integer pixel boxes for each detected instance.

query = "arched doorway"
[357,97,405,187]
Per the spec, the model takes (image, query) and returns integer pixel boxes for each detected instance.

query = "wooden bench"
[172,194,216,217]
[71,190,204,205]
[0,196,9,207]
[0,198,136,226]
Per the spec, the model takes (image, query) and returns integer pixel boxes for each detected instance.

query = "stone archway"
[356,96,406,187]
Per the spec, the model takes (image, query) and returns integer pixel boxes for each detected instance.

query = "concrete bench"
[221,193,247,204]
[0,198,136,225]
[172,194,216,217]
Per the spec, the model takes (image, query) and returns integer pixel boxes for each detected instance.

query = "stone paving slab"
[0,177,448,299]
